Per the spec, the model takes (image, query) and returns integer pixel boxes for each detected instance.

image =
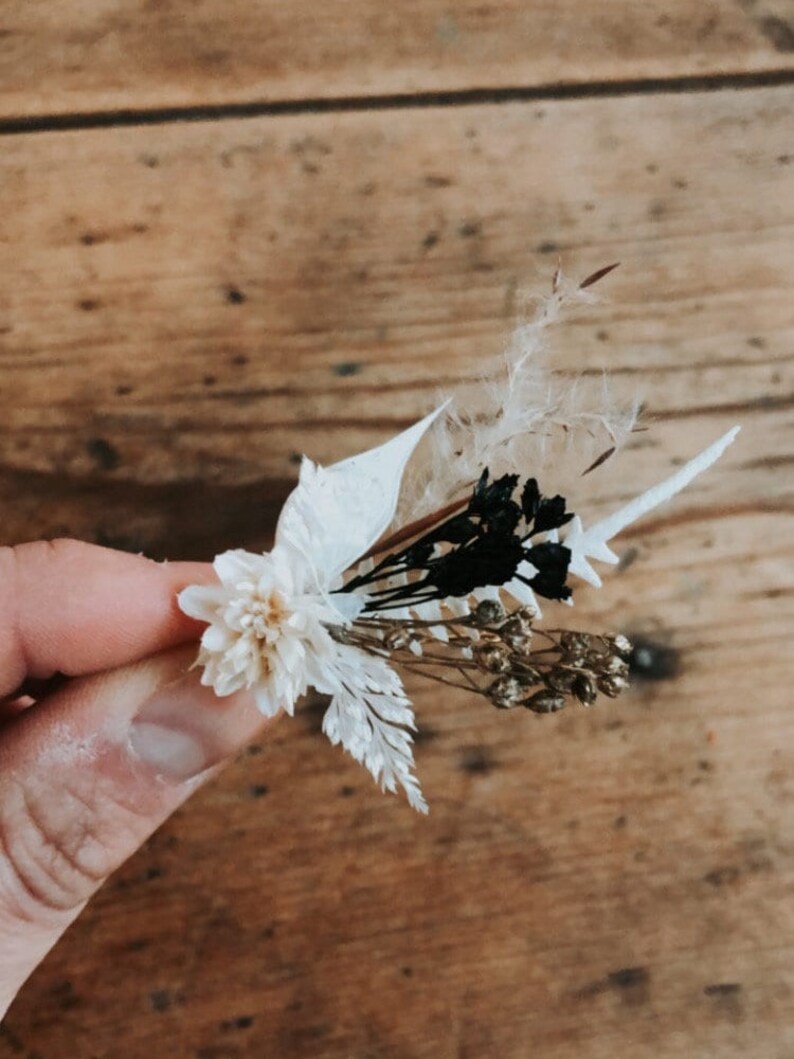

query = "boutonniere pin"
[179,268,739,811]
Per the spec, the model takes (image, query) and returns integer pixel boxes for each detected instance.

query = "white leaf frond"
[320,646,428,812]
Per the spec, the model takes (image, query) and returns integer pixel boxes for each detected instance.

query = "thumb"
[0,646,266,1017]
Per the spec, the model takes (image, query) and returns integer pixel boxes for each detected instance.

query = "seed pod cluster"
[341,602,633,720]
[476,609,633,715]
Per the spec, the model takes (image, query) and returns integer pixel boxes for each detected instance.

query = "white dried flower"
[179,269,740,812]
[179,407,444,812]
[179,547,359,715]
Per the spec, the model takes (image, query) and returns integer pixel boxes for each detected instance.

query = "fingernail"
[129,671,262,783]
[128,722,208,782]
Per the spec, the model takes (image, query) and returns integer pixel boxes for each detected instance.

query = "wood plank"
[1,87,793,1057]
[0,87,790,558]
[0,0,793,121]
[4,530,794,1059]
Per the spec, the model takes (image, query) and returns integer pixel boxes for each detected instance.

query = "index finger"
[0,539,214,698]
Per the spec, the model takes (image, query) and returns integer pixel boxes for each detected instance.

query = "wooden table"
[1,4,793,1056]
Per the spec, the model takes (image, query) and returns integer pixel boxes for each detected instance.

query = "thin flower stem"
[369,596,443,612]
[398,664,479,694]
[392,652,480,670]
[458,667,482,692]
[354,614,475,631]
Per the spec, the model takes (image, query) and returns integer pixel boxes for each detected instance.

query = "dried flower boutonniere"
[179,269,739,812]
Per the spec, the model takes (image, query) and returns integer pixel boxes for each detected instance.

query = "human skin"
[0,539,267,1018]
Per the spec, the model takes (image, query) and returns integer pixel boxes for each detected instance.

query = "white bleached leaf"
[320,646,427,813]
[276,404,447,585]
[565,427,741,587]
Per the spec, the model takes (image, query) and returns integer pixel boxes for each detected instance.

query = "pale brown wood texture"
[0,0,794,120]
[0,90,791,557]
[1,22,794,1059]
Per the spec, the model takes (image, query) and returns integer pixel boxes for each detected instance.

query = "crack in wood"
[0,70,792,137]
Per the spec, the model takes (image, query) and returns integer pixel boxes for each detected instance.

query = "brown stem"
[359,496,470,561]
[354,614,473,631]
[392,651,480,670]
[399,664,482,694]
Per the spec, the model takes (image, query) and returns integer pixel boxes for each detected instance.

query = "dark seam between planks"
[654,393,794,419]
[0,69,792,136]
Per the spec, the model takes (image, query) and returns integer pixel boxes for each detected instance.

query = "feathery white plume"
[399,267,639,523]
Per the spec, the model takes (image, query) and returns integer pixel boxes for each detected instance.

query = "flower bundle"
[179,270,739,812]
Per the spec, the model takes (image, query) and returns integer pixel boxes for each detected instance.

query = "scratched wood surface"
[1,7,794,1059]
[0,0,794,120]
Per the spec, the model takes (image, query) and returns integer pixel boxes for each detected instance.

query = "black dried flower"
[341,468,575,611]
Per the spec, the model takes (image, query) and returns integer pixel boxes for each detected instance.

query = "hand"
[0,540,265,1019]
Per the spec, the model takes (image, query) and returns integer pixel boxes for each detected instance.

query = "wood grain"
[3,528,794,1058]
[1,85,793,1058]
[0,0,793,121]
[0,87,791,557]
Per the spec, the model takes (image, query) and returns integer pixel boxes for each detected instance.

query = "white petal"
[564,517,604,587]
[445,597,471,619]
[254,684,281,717]
[503,578,540,614]
[213,670,245,697]
[201,623,234,652]
[409,599,448,641]
[275,404,448,584]
[177,585,224,622]
[472,585,501,602]
[213,549,264,586]
[411,599,442,621]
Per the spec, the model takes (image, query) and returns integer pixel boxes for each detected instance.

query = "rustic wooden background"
[1,3,793,1056]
